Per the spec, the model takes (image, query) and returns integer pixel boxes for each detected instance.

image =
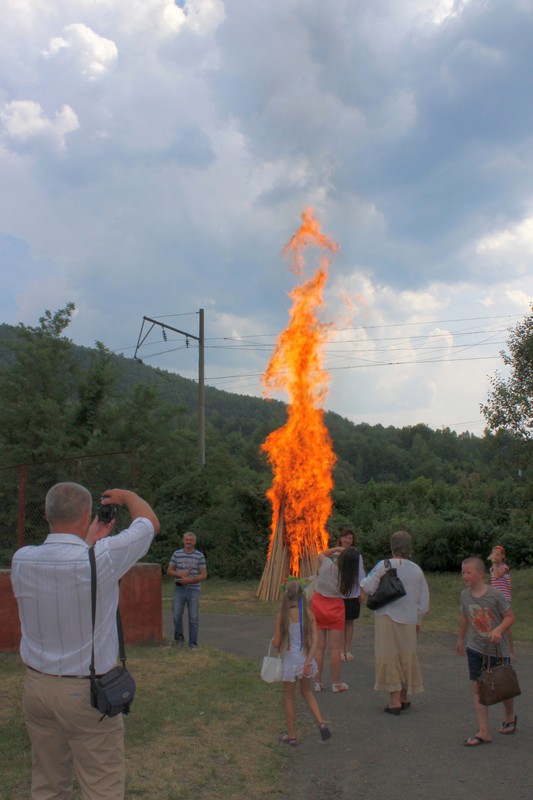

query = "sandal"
[313,681,324,692]
[341,652,354,662]
[332,682,348,693]
[279,735,298,747]
[463,735,491,747]
[500,715,517,735]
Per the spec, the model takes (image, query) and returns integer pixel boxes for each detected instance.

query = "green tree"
[481,309,533,440]
[0,304,78,463]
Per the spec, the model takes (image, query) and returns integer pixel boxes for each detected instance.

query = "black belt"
[27,666,101,679]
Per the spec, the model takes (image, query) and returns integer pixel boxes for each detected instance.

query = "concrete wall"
[1,564,162,653]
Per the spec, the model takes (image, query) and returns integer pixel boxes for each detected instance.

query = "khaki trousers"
[22,669,125,800]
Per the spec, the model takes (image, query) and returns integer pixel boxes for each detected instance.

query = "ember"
[257,209,338,601]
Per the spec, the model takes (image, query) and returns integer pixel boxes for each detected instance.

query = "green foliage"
[482,309,533,441]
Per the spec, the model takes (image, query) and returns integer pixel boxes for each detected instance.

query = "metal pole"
[17,464,27,549]
[198,308,205,467]
[134,310,205,466]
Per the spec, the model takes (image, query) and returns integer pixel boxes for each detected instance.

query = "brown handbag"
[477,645,520,706]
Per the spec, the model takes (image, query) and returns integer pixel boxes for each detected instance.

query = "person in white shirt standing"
[11,482,159,800]
[361,530,429,716]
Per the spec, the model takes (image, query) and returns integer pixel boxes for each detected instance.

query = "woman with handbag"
[361,530,429,715]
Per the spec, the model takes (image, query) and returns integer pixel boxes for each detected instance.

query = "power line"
[111,312,522,354]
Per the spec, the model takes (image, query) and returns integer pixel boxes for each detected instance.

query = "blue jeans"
[172,585,200,647]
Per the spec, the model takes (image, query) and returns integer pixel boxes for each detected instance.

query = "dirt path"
[166,612,532,800]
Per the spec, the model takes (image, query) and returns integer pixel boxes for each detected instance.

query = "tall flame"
[261,209,338,576]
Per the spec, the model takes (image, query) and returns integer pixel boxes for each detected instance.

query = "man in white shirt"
[11,482,159,800]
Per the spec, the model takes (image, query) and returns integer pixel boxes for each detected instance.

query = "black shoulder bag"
[366,558,407,611]
[89,546,136,719]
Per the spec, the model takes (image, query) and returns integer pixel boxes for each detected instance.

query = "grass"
[0,645,287,800]
[5,568,533,798]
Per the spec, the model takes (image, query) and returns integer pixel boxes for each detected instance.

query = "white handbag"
[261,641,283,683]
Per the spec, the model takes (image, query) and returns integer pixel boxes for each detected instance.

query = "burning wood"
[257,210,338,601]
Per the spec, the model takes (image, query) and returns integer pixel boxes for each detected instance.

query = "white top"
[11,518,154,676]
[360,557,429,624]
[315,557,341,597]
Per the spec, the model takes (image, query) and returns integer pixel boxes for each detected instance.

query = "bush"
[415,515,492,572]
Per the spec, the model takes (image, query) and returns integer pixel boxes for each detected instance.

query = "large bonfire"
[257,209,338,601]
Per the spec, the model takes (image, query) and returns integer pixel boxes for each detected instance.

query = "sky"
[1,0,533,436]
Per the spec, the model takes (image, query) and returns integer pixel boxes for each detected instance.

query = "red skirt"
[310,592,345,631]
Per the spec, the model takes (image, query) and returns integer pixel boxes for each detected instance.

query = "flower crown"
[280,575,308,593]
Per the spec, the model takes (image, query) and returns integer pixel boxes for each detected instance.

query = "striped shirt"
[170,548,206,589]
[489,566,512,601]
[11,518,154,676]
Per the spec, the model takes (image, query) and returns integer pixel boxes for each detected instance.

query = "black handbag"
[366,559,407,611]
[89,547,136,719]
[477,645,521,706]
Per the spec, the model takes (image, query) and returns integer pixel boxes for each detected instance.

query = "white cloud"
[474,216,533,277]
[43,23,118,81]
[0,100,79,150]
[184,0,226,35]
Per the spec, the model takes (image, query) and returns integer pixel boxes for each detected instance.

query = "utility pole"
[134,309,205,467]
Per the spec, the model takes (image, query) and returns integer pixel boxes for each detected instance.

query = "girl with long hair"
[336,529,366,662]
[272,578,331,746]
[310,546,360,692]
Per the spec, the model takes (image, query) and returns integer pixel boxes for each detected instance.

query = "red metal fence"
[0,451,137,566]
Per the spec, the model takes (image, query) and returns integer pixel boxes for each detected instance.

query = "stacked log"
[256,509,319,601]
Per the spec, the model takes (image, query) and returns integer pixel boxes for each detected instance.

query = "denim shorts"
[466,647,510,681]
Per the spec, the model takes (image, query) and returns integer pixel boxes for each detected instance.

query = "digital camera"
[96,501,119,524]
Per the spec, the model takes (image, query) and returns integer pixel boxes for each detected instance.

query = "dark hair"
[338,528,356,547]
[337,546,360,596]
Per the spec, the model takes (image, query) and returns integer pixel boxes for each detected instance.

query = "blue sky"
[1,0,532,434]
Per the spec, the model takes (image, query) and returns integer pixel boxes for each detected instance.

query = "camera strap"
[88,546,127,686]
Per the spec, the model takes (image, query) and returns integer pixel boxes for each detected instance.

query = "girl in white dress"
[272,578,331,747]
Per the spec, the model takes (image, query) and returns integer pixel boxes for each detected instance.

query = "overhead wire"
[111,312,518,410]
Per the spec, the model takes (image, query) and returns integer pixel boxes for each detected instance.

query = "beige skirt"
[374,613,424,694]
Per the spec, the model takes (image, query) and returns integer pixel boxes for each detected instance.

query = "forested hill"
[0,320,509,484]
[1,318,530,575]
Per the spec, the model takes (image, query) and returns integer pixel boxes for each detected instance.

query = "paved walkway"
[165,611,533,800]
